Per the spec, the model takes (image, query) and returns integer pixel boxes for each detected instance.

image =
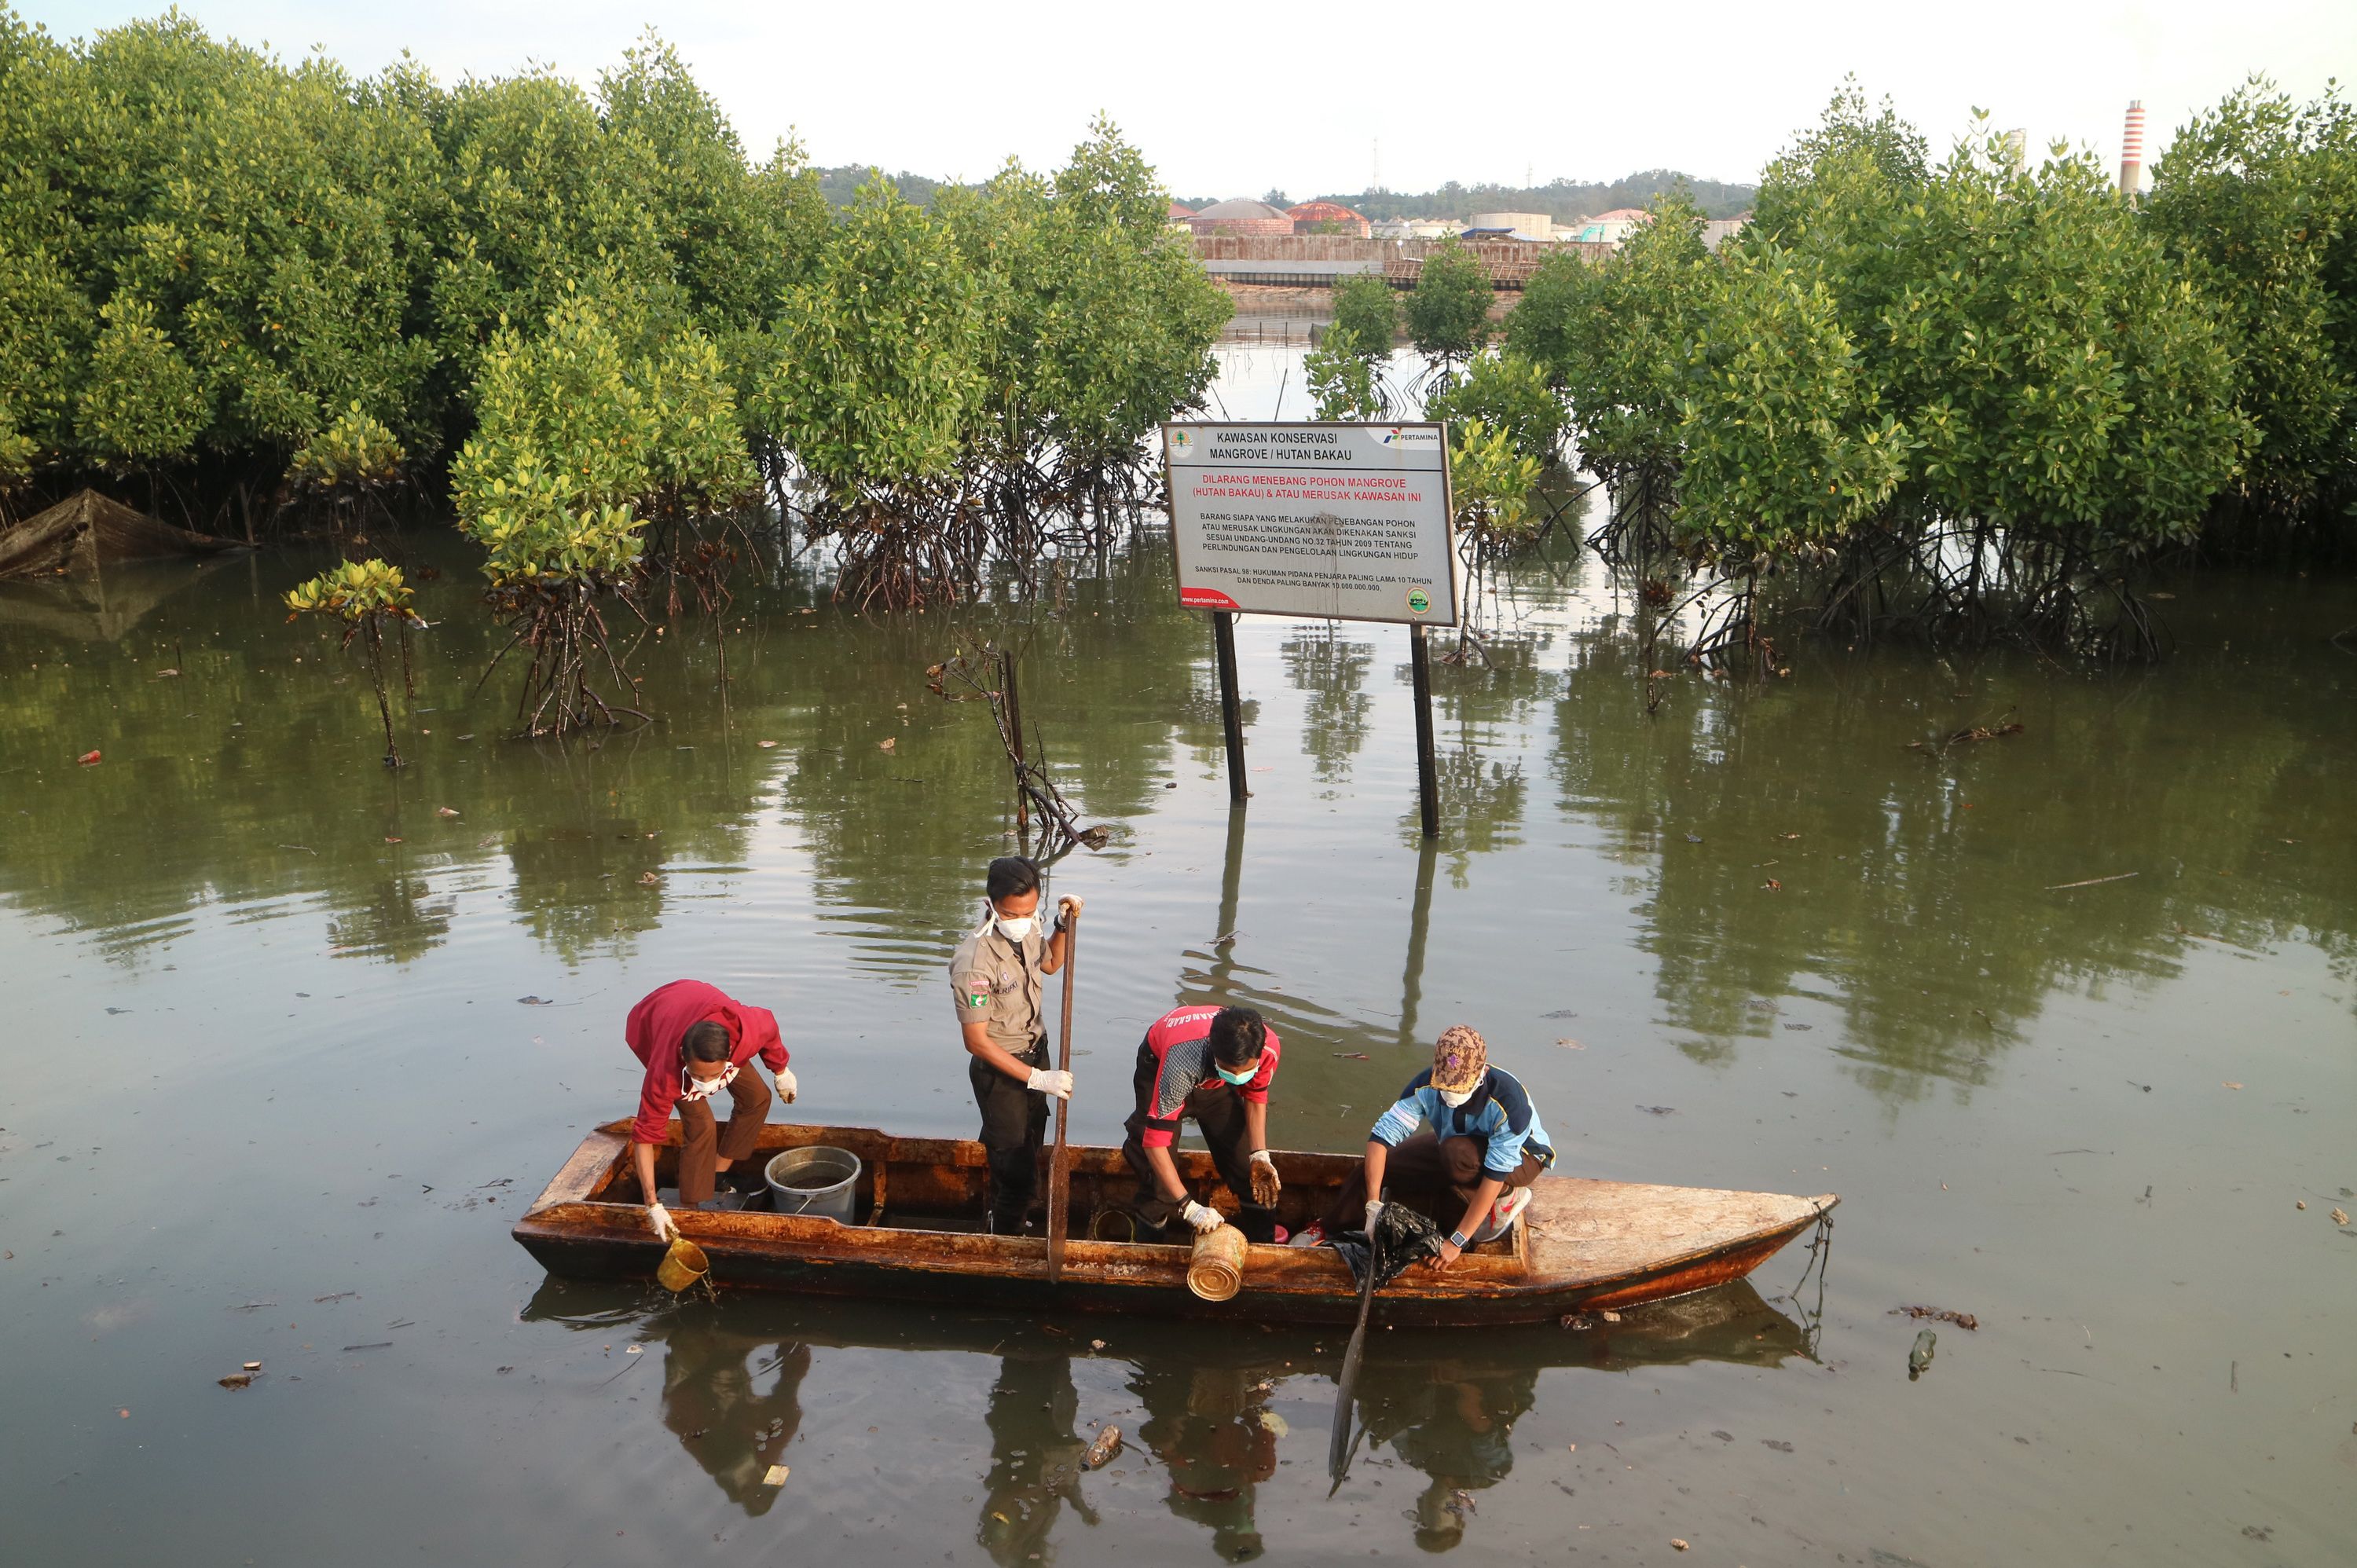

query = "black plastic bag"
[1329,1203,1442,1289]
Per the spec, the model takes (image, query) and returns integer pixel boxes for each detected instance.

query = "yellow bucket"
[655,1233,709,1293]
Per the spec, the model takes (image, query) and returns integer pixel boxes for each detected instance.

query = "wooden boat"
[513,1120,1838,1327]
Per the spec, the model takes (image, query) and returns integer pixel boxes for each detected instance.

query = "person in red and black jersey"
[1122,1004,1283,1244]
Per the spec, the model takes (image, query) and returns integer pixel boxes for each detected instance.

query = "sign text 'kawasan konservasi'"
[1161,422,1458,627]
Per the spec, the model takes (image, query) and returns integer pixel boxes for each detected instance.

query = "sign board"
[1162,422,1457,627]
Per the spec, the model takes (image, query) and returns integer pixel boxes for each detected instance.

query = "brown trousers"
[1323,1131,1543,1235]
[677,1069,772,1205]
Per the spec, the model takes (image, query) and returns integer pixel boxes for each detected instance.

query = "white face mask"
[990,901,1038,943]
[1437,1083,1478,1108]
[681,1060,739,1102]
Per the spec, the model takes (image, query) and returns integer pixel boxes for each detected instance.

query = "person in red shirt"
[625,979,797,1229]
[1121,1004,1281,1243]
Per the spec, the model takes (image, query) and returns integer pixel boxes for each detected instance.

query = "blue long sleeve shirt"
[1369,1067,1554,1178]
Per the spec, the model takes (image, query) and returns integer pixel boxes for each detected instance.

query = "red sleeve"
[632,1061,676,1145]
[741,1005,788,1072]
[1238,1028,1280,1105]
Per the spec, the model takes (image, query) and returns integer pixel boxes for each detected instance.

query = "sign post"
[1162,421,1456,837]
[1211,610,1248,805]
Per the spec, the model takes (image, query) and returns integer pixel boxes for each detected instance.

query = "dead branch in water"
[1906,709,2025,758]
[926,642,1108,860]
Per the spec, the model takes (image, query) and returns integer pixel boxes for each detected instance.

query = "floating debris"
[1892,1305,1978,1332]
[762,1464,790,1486]
[1082,1426,1124,1470]
[1908,1329,1937,1380]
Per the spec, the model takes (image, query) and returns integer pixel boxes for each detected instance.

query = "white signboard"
[1162,421,1457,627]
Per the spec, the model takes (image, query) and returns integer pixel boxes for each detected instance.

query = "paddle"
[1326,1188,1386,1492]
[1045,902,1080,1283]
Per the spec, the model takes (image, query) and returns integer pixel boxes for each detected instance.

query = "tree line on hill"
[1162,171,1754,223]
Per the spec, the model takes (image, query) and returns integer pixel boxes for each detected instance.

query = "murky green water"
[4,344,2355,1564]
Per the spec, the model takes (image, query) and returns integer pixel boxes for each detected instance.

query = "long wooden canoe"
[512,1120,1838,1327]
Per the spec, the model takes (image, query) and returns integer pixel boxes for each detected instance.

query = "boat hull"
[512,1122,1836,1328]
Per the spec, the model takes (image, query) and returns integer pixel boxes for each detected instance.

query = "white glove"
[647,1202,676,1240]
[1056,895,1084,929]
[1248,1149,1281,1200]
[1026,1067,1074,1100]
[1179,1199,1224,1234]
[775,1064,798,1105]
[1364,1199,1384,1232]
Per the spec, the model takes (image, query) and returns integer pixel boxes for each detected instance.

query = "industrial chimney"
[2119,101,2146,196]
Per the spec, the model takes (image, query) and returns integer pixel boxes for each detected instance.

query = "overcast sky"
[24,2,2357,197]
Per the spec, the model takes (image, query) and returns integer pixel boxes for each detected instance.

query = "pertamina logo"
[1378,427,1441,448]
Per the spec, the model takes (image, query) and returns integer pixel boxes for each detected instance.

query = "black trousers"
[1120,1040,1277,1244]
[971,1037,1049,1233]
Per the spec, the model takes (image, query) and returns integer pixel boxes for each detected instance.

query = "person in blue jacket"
[1300,1024,1554,1267]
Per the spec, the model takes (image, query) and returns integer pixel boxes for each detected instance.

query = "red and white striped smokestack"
[2119,101,2146,196]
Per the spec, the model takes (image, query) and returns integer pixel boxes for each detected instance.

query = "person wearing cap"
[951,855,1080,1235]
[1302,1024,1553,1265]
[1120,1004,1284,1243]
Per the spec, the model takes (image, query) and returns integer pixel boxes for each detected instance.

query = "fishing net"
[1329,1203,1442,1289]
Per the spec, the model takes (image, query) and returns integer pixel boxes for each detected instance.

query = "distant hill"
[815,165,951,208]
[826,167,1754,222]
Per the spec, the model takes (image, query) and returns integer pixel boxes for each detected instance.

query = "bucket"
[655,1233,709,1292]
[1091,1208,1138,1243]
[765,1146,862,1223]
[1186,1223,1249,1302]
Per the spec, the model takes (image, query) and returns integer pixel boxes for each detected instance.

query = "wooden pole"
[1213,611,1248,804]
[1045,907,1080,1282]
[1409,622,1439,838]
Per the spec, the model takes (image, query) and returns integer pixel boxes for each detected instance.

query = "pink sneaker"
[1288,1220,1327,1249]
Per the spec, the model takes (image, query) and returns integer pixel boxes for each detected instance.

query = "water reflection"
[1357,1361,1536,1550]
[2,521,2352,1114]
[519,1280,1809,1554]
[658,1326,813,1516]
[1281,625,1373,784]
[980,1352,1094,1566]
[1545,576,2357,1091]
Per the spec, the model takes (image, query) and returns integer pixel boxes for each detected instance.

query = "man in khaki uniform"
[951,855,1081,1234]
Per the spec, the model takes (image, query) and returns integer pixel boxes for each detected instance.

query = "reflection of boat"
[519,1274,1814,1547]
[0,557,228,643]
[515,1121,1836,1326]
